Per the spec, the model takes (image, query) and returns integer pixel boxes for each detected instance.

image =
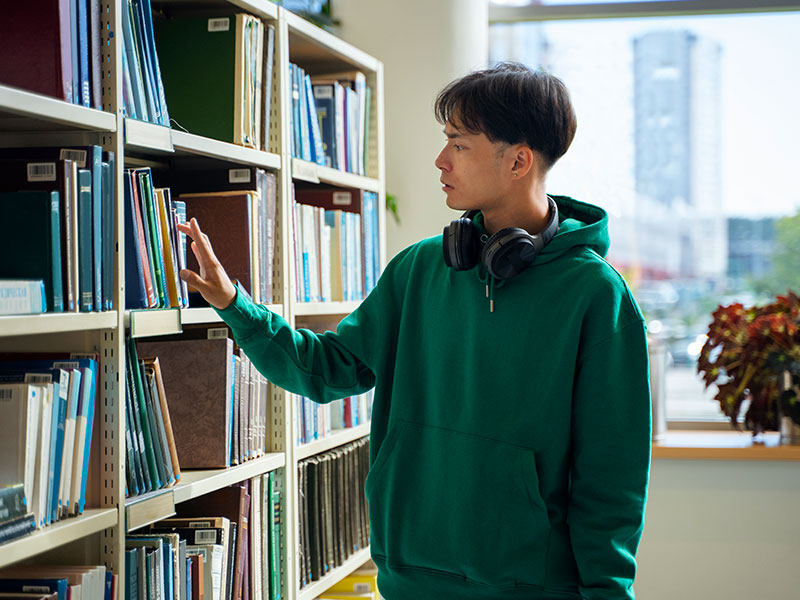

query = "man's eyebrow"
[443,128,467,139]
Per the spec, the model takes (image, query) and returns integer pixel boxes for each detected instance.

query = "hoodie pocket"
[366,420,551,587]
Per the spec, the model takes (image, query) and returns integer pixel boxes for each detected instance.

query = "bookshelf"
[0,2,383,600]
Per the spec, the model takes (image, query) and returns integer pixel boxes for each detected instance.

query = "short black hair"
[434,62,577,170]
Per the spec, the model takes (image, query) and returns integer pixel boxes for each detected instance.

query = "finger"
[176,221,193,238]
[179,268,206,291]
[187,219,217,268]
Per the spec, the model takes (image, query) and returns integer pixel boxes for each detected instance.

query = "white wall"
[331,0,489,259]
[636,459,800,599]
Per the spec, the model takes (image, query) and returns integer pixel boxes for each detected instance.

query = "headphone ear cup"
[482,228,538,280]
[443,218,480,271]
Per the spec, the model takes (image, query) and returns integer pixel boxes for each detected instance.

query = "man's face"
[435,121,512,212]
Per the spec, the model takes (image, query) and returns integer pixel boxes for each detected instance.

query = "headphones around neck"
[442,196,560,280]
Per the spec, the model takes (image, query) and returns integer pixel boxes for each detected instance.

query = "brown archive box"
[136,337,233,468]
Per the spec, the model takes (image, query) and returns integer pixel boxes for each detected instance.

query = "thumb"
[179,268,206,292]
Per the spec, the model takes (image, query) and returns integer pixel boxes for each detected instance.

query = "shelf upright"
[101,0,128,578]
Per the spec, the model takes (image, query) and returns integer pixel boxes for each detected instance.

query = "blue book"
[290,64,301,158]
[88,145,103,312]
[304,75,326,167]
[312,84,336,169]
[123,171,148,309]
[70,0,80,106]
[0,579,68,600]
[104,571,112,600]
[77,168,93,311]
[130,0,159,123]
[137,0,170,126]
[125,548,139,600]
[76,0,90,106]
[102,153,115,310]
[121,0,148,121]
[298,67,311,162]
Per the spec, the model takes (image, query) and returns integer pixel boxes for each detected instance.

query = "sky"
[491,11,800,218]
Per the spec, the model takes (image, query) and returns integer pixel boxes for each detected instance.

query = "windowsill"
[652,431,800,461]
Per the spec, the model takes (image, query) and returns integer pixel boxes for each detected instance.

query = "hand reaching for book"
[177,218,238,310]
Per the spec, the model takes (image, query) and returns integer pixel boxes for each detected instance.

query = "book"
[135,337,234,469]
[179,191,257,301]
[0,0,74,103]
[0,384,41,525]
[0,484,27,525]
[0,192,63,313]
[141,358,181,484]
[0,281,46,316]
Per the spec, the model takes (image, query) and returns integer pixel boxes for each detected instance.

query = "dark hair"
[434,62,577,170]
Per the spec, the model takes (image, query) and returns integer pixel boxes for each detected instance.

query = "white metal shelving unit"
[0,2,382,597]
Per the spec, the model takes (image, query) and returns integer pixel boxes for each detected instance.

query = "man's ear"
[511,145,538,179]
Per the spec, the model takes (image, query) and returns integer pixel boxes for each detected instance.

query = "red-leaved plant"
[697,291,800,434]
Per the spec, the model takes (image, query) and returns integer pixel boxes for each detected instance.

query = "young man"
[178,62,651,600]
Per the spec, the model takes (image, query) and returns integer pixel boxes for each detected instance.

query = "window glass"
[490,13,800,421]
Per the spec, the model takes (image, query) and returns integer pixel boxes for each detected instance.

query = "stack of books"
[0,354,99,529]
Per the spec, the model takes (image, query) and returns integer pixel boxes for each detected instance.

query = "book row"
[0,355,99,535]
[292,188,380,303]
[0,148,116,315]
[154,13,275,151]
[126,167,277,310]
[291,64,371,177]
[298,438,369,589]
[0,0,104,109]
[295,392,373,447]
[128,475,283,600]
[0,565,115,600]
[124,327,274,501]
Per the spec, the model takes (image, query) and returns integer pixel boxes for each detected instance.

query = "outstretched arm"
[176,217,237,310]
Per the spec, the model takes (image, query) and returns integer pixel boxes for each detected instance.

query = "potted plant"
[696,291,800,441]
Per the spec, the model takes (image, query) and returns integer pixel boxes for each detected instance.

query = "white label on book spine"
[194,529,218,544]
[207,327,229,339]
[24,373,53,384]
[53,361,80,369]
[229,168,251,184]
[27,162,57,182]
[332,191,352,206]
[59,149,87,168]
[313,85,333,99]
[0,389,12,401]
[208,18,230,32]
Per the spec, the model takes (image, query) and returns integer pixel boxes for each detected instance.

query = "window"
[489,4,800,422]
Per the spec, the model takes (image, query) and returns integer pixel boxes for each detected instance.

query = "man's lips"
[441,181,454,190]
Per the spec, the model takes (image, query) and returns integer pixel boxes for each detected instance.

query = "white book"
[251,475,263,600]
[69,366,92,515]
[187,544,224,600]
[0,279,46,315]
[33,383,54,528]
[320,220,332,303]
[58,368,81,517]
[0,383,41,517]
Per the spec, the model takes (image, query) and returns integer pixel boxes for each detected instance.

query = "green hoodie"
[216,195,651,600]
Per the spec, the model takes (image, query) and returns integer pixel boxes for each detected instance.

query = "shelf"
[227,0,279,20]
[172,130,282,170]
[293,300,361,317]
[0,311,118,338]
[296,424,370,461]
[126,488,176,532]
[284,9,380,74]
[292,158,381,192]
[0,86,117,133]
[652,431,800,461]
[124,118,174,153]
[181,304,283,326]
[0,508,119,569]
[298,546,372,600]
[127,308,182,338]
[172,452,286,504]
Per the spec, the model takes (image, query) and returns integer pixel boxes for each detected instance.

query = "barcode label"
[194,529,218,544]
[22,587,50,594]
[53,361,79,369]
[188,521,212,528]
[208,18,230,32]
[59,149,87,167]
[229,168,251,184]
[24,373,53,384]
[332,191,352,206]
[353,584,371,593]
[0,389,13,401]
[207,327,229,339]
[27,162,57,182]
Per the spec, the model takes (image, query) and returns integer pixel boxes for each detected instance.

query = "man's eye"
[454,144,464,151]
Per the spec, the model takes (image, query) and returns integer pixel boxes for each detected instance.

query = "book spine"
[0,513,36,543]
[90,145,103,311]
[77,169,93,311]
[0,484,28,523]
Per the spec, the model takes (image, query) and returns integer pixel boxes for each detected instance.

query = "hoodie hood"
[472,195,610,266]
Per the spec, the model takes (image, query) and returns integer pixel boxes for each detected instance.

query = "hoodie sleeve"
[212,246,409,403]
[568,305,651,598]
